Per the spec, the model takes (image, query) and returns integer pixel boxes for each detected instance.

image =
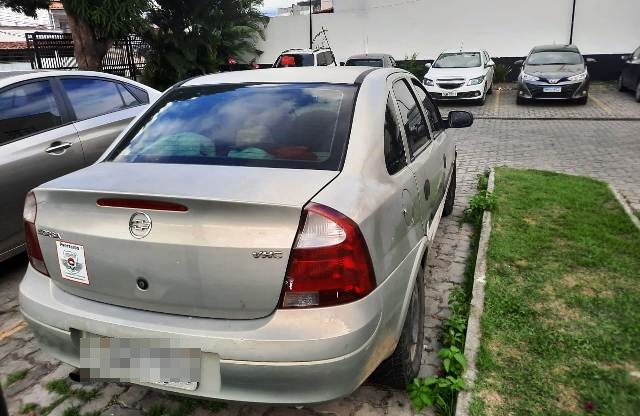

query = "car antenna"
[313,26,336,62]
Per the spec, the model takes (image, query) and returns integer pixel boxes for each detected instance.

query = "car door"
[0,78,84,257]
[483,51,494,91]
[58,76,147,163]
[390,75,440,236]
[410,79,455,236]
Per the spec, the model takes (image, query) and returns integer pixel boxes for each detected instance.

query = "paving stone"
[5,365,51,396]
[0,339,23,362]
[353,403,386,415]
[28,349,61,366]
[48,397,82,416]
[117,384,149,408]
[40,363,76,385]
[310,397,358,415]
[19,383,60,408]
[101,404,145,416]
[79,383,126,414]
[13,342,40,359]
[0,358,32,384]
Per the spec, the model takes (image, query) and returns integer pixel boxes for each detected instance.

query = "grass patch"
[471,168,640,416]
[143,396,226,416]
[6,369,28,386]
[20,403,39,414]
[41,379,101,415]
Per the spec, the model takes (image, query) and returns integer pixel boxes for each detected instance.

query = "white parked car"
[423,49,495,105]
[273,48,337,68]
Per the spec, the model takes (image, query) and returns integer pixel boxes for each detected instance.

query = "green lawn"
[470,168,640,416]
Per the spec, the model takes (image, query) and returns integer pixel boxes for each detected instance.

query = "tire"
[618,75,626,92]
[516,95,526,105]
[371,265,425,389]
[487,82,493,95]
[475,93,486,106]
[635,83,640,103]
[443,163,456,217]
[576,96,588,105]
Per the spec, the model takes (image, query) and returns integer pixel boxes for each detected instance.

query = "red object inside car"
[280,55,296,66]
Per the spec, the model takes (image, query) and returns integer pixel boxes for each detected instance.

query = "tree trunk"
[65,9,111,71]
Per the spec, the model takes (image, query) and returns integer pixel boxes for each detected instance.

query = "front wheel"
[516,95,527,105]
[371,265,425,389]
[576,96,588,105]
[618,75,626,91]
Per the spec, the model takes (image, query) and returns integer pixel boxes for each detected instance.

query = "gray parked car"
[19,67,472,403]
[0,70,160,262]
[345,53,397,68]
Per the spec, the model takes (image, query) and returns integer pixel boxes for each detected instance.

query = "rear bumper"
[19,238,424,404]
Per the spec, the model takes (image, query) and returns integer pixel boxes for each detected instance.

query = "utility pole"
[569,0,576,44]
[309,1,313,48]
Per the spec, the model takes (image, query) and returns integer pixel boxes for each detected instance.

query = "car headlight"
[467,75,485,86]
[567,71,588,82]
[521,72,540,82]
[423,78,434,86]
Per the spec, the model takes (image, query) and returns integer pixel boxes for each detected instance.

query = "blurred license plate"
[543,86,562,93]
[80,337,201,386]
[442,91,458,97]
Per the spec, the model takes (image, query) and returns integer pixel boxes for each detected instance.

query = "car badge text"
[129,212,152,239]
[252,251,283,259]
[37,228,61,239]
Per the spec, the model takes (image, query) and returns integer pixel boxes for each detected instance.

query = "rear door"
[390,76,440,236]
[58,76,147,163]
[0,78,84,255]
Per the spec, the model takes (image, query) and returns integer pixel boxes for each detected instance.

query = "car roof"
[280,48,331,55]
[531,44,580,53]
[0,69,157,91]
[347,53,392,60]
[183,67,384,87]
[440,49,484,54]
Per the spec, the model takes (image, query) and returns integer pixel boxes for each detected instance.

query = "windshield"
[346,59,383,67]
[108,83,357,170]
[527,51,583,65]
[275,54,315,67]
[433,52,481,68]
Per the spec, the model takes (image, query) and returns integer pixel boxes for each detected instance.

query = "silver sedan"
[0,70,160,262]
[19,67,472,403]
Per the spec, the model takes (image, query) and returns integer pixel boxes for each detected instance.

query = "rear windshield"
[346,59,383,67]
[527,51,583,65]
[108,83,357,170]
[275,54,315,67]
[433,52,481,68]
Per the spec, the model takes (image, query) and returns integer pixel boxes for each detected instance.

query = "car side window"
[325,52,335,65]
[392,79,431,156]
[316,53,327,66]
[633,47,640,60]
[61,78,135,121]
[410,79,443,136]
[0,80,63,145]
[384,94,407,175]
[117,84,139,107]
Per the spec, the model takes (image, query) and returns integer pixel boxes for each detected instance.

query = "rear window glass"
[346,59,383,67]
[275,54,315,67]
[108,83,357,170]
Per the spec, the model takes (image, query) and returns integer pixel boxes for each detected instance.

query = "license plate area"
[79,337,201,387]
[543,86,562,93]
[441,91,458,97]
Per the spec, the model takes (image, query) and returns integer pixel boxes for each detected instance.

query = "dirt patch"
[477,389,505,414]
[556,384,580,413]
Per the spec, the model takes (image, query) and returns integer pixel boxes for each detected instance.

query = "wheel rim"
[408,282,420,364]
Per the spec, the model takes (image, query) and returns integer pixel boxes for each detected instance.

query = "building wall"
[256,0,640,65]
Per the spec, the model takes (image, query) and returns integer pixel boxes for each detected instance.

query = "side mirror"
[586,57,597,63]
[424,63,432,70]
[447,111,474,129]
[340,62,345,66]
[486,60,495,67]
[513,59,524,66]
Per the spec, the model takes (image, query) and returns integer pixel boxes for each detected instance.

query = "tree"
[142,0,268,90]
[1,0,150,70]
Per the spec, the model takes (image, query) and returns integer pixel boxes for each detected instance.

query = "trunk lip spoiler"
[96,198,188,212]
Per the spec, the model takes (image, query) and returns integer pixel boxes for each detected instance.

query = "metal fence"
[25,32,147,80]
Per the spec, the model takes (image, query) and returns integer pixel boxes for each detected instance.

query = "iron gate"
[26,32,148,80]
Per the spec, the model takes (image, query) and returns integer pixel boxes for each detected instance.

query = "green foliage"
[6,368,28,386]
[142,0,268,90]
[61,407,81,416]
[398,53,428,80]
[492,64,512,83]
[46,379,72,395]
[463,173,497,224]
[20,403,38,414]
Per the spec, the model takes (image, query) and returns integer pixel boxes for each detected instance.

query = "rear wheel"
[371,265,425,389]
[443,163,456,217]
[635,83,640,102]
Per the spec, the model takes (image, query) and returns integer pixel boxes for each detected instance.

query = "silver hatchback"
[0,70,160,262]
[19,67,472,403]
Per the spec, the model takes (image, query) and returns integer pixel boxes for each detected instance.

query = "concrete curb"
[454,168,495,416]
[609,185,640,231]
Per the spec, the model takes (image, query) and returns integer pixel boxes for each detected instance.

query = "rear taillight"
[279,203,376,308]
[23,192,49,276]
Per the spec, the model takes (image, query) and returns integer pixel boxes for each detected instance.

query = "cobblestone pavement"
[438,82,640,120]
[2,106,640,415]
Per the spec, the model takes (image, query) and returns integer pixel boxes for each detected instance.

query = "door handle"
[424,179,431,200]
[45,142,72,154]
